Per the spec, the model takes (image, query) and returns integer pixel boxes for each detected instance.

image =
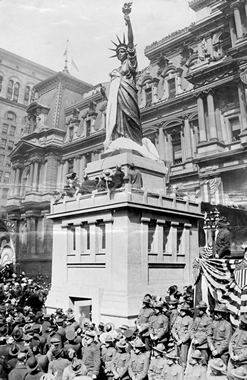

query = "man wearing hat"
[128,338,149,380]
[208,358,227,380]
[81,330,100,379]
[148,343,166,380]
[48,346,70,379]
[25,356,44,380]
[136,295,154,351]
[171,303,193,367]
[112,339,130,380]
[168,300,179,330]
[231,366,247,380]
[207,304,232,364]
[215,217,231,259]
[149,301,169,348]
[228,313,247,380]
[184,350,207,380]
[189,300,212,363]
[64,329,81,358]
[8,349,28,380]
[161,350,183,380]
[101,334,117,379]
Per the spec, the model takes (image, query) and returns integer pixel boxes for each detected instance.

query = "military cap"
[153,343,165,354]
[231,366,247,379]
[191,350,203,359]
[210,358,227,374]
[166,350,179,360]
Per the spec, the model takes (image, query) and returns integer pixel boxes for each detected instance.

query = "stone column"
[176,68,183,94]
[183,117,193,160]
[197,94,207,142]
[206,90,217,140]
[229,14,237,46]
[11,168,17,196]
[233,5,243,39]
[15,165,21,196]
[238,81,247,130]
[158,125,165,161]
[157,220,166,261]
[170,221,179,261]
[206,33,213,58]
[215,106,223,142]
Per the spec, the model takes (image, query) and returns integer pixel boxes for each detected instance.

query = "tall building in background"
[6,0,247,278]
[0,48,55,218]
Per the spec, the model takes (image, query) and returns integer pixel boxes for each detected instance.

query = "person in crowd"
[189,300,212,363]
[111,165,125,190]
[228,313,247,380]
[111,338,130,380]
[8,350,28,380]
[162,350,183,380]
[81,330,100,379]
[25,356,44,380]
[184,350,207,380]
[148,343,166,380]
[215,217,231,259]
[128,339,149,380]
[207,304,232,364]
[101,334,117,379]
[171,303,193,367]
[136,294,154,351]
[149,300,169,348]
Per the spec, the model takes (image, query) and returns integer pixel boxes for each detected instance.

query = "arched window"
[6,111,16,123]
[24,86,30,105]
[13,82,20,102]
[6,79,14,100]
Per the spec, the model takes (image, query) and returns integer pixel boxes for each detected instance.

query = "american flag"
[195,258,247,327]
[208,178,221,195]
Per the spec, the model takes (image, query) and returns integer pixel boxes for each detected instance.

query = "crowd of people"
[0,273,245,380]
[54,163,143,203]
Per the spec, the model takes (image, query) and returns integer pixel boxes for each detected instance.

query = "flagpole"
[63,39,69,73]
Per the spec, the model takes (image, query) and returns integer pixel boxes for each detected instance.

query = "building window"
[13,82,20,102]
[0,155,4,165]
[229,117,240,141]
[172,132,182,165]
[0,139,7,149]
[24,85,31,105]
[2,124,8,134]
[163,224,171,253]
[0,76,3,93]
[177,225,183,254]
[6,112,16,122]
[3,172,10,183]
[148,219,156,253]
[86,119,91,136]
[9,126,16,136]
[81,223,90,253]
[145,87,152,105]
[6,80,14,100]
[2,188,8,199]
[96,221,106,251]
[8,141,14,151]
[168,78,176,98]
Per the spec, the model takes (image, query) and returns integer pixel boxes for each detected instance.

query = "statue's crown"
[109,34,127,58]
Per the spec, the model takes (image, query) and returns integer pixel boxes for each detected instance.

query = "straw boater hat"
[210,358,226,374]
[231,366,247,379]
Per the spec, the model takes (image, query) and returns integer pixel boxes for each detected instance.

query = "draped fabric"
[194,257,247,327]
[104,46,142,149]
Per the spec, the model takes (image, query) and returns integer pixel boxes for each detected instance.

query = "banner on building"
[0,219,16,267]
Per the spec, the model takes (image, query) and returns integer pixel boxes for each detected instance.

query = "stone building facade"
[6,0,247,277]
[0,48,55,218]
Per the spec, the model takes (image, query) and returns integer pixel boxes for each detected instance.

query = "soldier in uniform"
[101,334,117,380]
[136,295,154,351]
[189,300,212,363]
[171,303,193,367]
[111,339,130,380]
[168,300,179,330]
[184,350,207,380]
[207,304,232,364]
[228,313,247,380]
[231,366,247,380]
[81,330,101,379]
[161,350,183,380]
[148,343,167,380]
[128,338,149,380]
[149,301,169,348]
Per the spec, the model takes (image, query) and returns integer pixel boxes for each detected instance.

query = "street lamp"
[203,207,220,257]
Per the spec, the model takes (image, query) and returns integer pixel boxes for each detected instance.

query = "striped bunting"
[195,258,247,327]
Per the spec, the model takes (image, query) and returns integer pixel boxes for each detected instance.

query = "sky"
[0,0,196,85]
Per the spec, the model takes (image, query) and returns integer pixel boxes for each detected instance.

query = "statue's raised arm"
[104,3,142,150]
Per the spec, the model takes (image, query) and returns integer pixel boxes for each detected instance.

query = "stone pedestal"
[46,151,201,325]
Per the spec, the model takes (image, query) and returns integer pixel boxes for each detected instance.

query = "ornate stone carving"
[179,43,194,66]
